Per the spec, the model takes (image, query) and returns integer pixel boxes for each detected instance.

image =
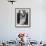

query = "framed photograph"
[15,8,31,28]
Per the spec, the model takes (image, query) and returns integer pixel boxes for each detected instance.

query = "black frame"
[15,8,31,28]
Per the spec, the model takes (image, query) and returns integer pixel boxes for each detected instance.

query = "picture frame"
[15,8,31,28]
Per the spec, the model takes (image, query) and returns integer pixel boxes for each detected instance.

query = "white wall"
[0,0,46,42]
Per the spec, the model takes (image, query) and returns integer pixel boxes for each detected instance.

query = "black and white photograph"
[15,8,31,27]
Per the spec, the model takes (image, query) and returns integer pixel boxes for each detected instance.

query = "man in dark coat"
[24,12,28,25]
[17,10,21,24]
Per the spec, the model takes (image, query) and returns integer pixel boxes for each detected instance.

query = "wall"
[0,0,46,42]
